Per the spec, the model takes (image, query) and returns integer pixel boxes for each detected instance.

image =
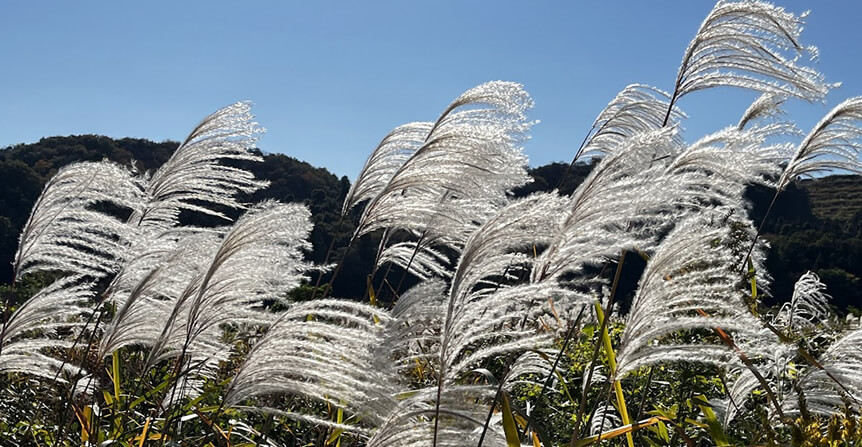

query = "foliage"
[3,142,861,307]
[3,1,862,446]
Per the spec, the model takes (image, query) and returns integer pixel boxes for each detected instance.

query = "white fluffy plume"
[616,218,771,378]
[96,201,313,402]
[773,271,833,334]
[146,201,312,368]
[342,122,434,215]
[778,96,862,190]
[13,161,141,281]
[533,129,687,286]
[579,84,684,160]
[128,101,268,230]
[672,0,829,102]
[791,327,862,416]
[353,81,534,256]
[0,276,94,381]
[227,299,397,429]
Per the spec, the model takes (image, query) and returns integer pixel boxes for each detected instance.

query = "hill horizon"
[2,133,860,311]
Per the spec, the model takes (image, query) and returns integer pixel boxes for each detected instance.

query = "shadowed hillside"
[0,136,378,300]
[802,175,862,222]
[2,136,860,310]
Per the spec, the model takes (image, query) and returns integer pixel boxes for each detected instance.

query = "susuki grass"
[3,1,862,445]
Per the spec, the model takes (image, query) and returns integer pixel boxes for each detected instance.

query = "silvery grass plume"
[352,81,534,270]
[532,129,689,288]
[615,217,774,379]
[13,160,142,281]
[437,253,557,391]
[377,241,453,281]
[738,93,789,131]
[718,368,761,428]
[577,84,685,161]
[228,264,549,447]
[227,281,444,441]
[421,194,580,438]
[0,276,93,381]
[505,350,557,392]
[104,102,269,335]
[5,101,271,398]
[140,201,312,400]
[384,279,448,378]
[98,231,221,358]
[590,403,622,437]
[714,273,834,427]
[773,271,833,334]
[711,339,804,428]
[367,318,550,446]
[127,101,268,230]
[448,192,568,298]
[651,94,794,285]
[670,0,829,110]
[415,194,585,446]
[105,226,217,305]
[374,195,501,271]
[342,121,435,216]
[227,298,396,434]
[665,124,786,212]
[445,191,590,324]
[777,96,862,191]
[225,282,419,425]
[579,0,828,167]
[701,349,797,431]
[368,305,542,446]
[788,326,862,417]
[365,385,510,447]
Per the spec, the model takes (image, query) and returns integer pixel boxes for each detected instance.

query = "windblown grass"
[3,1,862,446]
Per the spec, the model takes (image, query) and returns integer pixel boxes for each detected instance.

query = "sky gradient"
[3,1,861,179]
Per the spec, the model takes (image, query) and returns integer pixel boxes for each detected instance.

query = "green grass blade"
[594,301,634,447]
[500,391,521,447]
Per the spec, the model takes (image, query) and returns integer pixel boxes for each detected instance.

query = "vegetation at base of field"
[2,1,862,446]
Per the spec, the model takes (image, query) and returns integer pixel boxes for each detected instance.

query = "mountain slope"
[1,136,860,310]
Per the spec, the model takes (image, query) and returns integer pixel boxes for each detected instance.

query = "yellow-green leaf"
[595,301,634,447]
[500,392,521,447]
[102,390,114,406]
[112,350,122,402]
[574,417,667,447]
[367,276,381,324]
[325,427,345,446]
[695,395,729,446]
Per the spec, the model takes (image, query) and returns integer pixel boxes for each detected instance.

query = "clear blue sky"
[2,1,861,179]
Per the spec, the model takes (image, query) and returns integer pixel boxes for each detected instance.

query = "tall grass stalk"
[7,2,862,445]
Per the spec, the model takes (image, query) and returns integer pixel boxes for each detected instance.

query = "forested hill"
[0,135,367,298]
[1,135,860,311]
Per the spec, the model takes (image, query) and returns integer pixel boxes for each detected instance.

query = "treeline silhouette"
[1,135,859,311]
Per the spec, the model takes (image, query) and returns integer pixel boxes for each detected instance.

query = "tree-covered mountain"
[1,135,860,310]
[752,177,862,311]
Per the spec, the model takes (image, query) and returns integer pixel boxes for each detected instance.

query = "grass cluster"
[2,1,862,446]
